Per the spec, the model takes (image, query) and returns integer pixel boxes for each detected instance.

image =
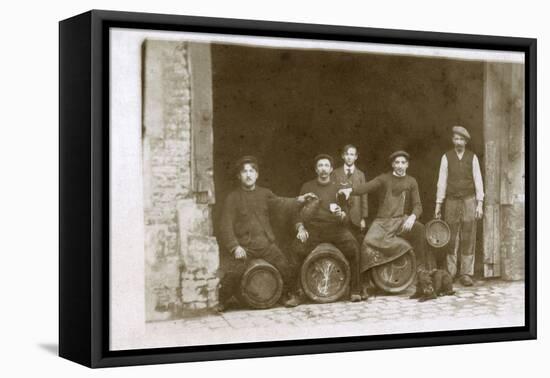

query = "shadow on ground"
[38,343,58,355]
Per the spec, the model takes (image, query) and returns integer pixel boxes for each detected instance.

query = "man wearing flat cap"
[291,154,363,304]
[339,151,428,277]
[435,126,484,287]
[217,156,316,310]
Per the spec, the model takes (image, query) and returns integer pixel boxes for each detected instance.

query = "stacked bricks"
[143,40,219,321]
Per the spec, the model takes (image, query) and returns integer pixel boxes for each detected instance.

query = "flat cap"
[235,155,259,171]
[313,153,334,167]
[452,126,471,139]
[388,150,410,162]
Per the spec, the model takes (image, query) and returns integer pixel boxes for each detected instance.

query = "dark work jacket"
[332,166,368,227]
[219,186,294,253]
[296,179,349,228]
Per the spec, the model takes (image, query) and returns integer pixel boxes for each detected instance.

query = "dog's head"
[417,270,431,284]
[300,197,321,223]
[422,283,435,296]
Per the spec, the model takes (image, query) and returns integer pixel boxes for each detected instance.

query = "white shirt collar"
[344,164,355,174]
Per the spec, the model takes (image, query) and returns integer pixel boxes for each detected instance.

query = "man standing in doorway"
[332,144,368,243]
[435,126,484,287]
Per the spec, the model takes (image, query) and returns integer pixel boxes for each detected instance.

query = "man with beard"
[435,126,484,286]
[289,154,363,305]
[332,144,369,243]
[339,151,428,276]
[217,156,316,311]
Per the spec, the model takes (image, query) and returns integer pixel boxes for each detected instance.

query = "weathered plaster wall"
[142,40,219,321]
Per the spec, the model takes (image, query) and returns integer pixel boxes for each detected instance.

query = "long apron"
[360,180,413,273]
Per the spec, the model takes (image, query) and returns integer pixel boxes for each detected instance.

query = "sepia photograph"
[108,26,526,351]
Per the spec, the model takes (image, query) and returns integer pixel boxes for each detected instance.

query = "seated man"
[217,156,315,311]
[339,151,428,276]
[290,154,363,305]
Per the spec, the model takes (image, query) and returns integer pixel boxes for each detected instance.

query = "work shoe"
[360,286,370,301]
[350,294,362,302]
[214,302,227,313]
[215,296,237,313]
[284,293,302,308]
[459,275,474,287]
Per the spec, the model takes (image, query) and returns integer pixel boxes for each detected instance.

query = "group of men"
[217,126,484,311]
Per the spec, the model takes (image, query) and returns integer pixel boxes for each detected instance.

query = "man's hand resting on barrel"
[233,246,247,260]
[296,223,309,243]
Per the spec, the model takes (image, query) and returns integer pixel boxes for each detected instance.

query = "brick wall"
[142,40,219,321]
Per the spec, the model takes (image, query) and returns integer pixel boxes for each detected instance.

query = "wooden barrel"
[371,250,416,294]
[239,259,283,309]
[300,243,350,303]
[425,219,451,249]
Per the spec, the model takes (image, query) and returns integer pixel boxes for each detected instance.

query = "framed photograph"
[59,10,536,368]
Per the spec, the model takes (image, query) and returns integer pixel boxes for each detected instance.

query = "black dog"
[410,269,455,302]
[299,197,321,223]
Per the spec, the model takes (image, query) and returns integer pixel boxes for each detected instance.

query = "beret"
[313,153,334,167]
[452,126,471,139]
[388,150,410,162]
[235,155,259,171]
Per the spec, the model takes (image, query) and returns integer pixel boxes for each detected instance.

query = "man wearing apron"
[339,151,427,275]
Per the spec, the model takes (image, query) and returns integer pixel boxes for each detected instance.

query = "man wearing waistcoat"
[435,126,484,287]
[332,144,368,243]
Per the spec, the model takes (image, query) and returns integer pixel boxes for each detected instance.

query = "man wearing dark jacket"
[332,144,369,242]
[217,156,315,310]
[291,154,363,304]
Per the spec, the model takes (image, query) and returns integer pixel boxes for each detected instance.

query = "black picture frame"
[59,9,537,368]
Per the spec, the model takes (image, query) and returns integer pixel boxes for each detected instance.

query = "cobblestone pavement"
[144,280,524,349]
[210,280,523,328]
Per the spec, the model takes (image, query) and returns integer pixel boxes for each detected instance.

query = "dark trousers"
[398,221,428,271]
[347,222,366,245]
[219,243,295,304]
[444,196,477,277]
[292,222,361,295]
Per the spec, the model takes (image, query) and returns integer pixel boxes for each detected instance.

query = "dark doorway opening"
[211,43,485,273]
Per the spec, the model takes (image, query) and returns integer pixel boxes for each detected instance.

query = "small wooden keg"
[300,243,350,303]
[425,219,451,249]
[239,259,283,309]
